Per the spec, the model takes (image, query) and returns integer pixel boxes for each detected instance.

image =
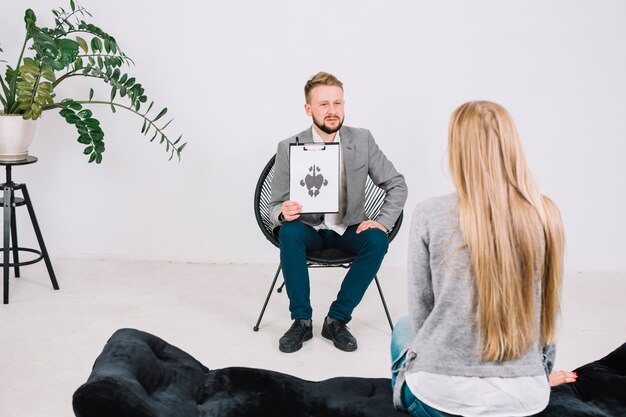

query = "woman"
[391,101,575,417]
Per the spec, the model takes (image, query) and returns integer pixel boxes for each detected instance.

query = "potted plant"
[0,0,186,163]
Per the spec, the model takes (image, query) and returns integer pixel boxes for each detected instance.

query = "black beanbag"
[73,329,626,417]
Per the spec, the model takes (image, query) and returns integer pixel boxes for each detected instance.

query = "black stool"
[1,156,59,304]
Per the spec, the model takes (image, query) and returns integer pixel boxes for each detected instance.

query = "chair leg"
[374,275,394,331]
[253,264,282,332]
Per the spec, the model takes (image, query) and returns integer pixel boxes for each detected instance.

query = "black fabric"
[73,329,626,417]
[534,342,626,417]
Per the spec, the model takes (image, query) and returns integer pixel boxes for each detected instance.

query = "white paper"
[289,143,339,213]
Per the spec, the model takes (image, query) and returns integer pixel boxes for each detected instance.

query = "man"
[269,72,407,353]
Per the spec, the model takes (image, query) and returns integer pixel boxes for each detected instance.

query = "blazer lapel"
[340,127,356,209]
[340,127,355,173]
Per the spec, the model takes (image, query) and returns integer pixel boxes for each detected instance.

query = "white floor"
[1,259,625,417]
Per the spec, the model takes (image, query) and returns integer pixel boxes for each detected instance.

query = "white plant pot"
[0,114,38,161]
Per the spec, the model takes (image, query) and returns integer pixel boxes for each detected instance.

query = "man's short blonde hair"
[304,72,343,103]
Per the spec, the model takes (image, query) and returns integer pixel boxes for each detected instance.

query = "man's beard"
[313,114,344,135]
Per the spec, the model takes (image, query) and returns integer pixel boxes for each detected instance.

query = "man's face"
[305,85,345,135]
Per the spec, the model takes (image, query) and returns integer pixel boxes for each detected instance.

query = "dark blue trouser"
[278,221,389,322]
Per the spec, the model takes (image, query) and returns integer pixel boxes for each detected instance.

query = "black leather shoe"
[279,319,313,353]
[321,317,357,352]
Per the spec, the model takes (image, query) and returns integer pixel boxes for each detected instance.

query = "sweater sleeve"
[407,206,434,333]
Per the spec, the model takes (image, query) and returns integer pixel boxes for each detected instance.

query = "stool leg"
[10,189,20,277]
[21,184,59,290]
[3,187,11,304]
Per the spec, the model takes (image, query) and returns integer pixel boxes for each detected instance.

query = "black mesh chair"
[253,155,403,332]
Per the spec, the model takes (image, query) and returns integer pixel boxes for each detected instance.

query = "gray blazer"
[269,126,408,231]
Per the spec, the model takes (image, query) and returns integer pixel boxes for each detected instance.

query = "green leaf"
[84,118,100,128]
[154,107,167,122]
[110,86,116,101]
[91,37,103,53]
[77,109,93,119]
[88,152,96,163]
[41,67,56,82]
[83,146,93,155]
[95,153,103,164]
[77,134,91,144]
[76,36,88,54]
[68,101,82,111]
[178,142,187,153]
[124,77,135,87]
[70,0,76,12]
[24,9,37,30]
[59,108,74,118]
[161,118,173,130]
[56,39,80,66]
[89,88,94,100]
[66,114,81,124]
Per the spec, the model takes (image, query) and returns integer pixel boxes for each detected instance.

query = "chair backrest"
[254,155,403,250]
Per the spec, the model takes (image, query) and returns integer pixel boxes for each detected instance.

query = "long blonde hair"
[448,101,564,362]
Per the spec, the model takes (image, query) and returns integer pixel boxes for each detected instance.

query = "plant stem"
[53,7,88,35]
[7,34,29,111]
[52,71,100,88]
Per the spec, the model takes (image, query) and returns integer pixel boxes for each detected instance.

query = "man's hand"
[356,220,388,234]
[281,200,302,222]
[549,370,578,387]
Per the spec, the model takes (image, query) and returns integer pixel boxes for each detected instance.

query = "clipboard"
[289,138,340,214]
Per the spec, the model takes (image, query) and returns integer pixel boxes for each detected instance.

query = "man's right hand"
[281,200,302,222]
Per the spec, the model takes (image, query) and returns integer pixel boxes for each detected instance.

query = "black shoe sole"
[321,325,358,352]
[279,330,313,353]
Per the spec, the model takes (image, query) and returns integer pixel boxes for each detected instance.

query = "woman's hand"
[549,370,578,387]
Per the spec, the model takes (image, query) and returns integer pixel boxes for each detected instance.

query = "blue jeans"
[279,221,388,321]
[391,317,451,417]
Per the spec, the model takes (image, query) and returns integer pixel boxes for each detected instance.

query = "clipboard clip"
[304,144,326,151]
[292,136,326,151]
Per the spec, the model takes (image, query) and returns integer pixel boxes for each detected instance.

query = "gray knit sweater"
[399,193,555,382]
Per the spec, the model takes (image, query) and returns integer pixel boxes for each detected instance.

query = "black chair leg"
[21,184,59,290]
[10,189,19,278]
[253,264,282,331]
[374,275,394,331]
[3,186,11,304]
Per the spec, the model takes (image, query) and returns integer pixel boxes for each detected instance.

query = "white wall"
[1,0,625,270]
